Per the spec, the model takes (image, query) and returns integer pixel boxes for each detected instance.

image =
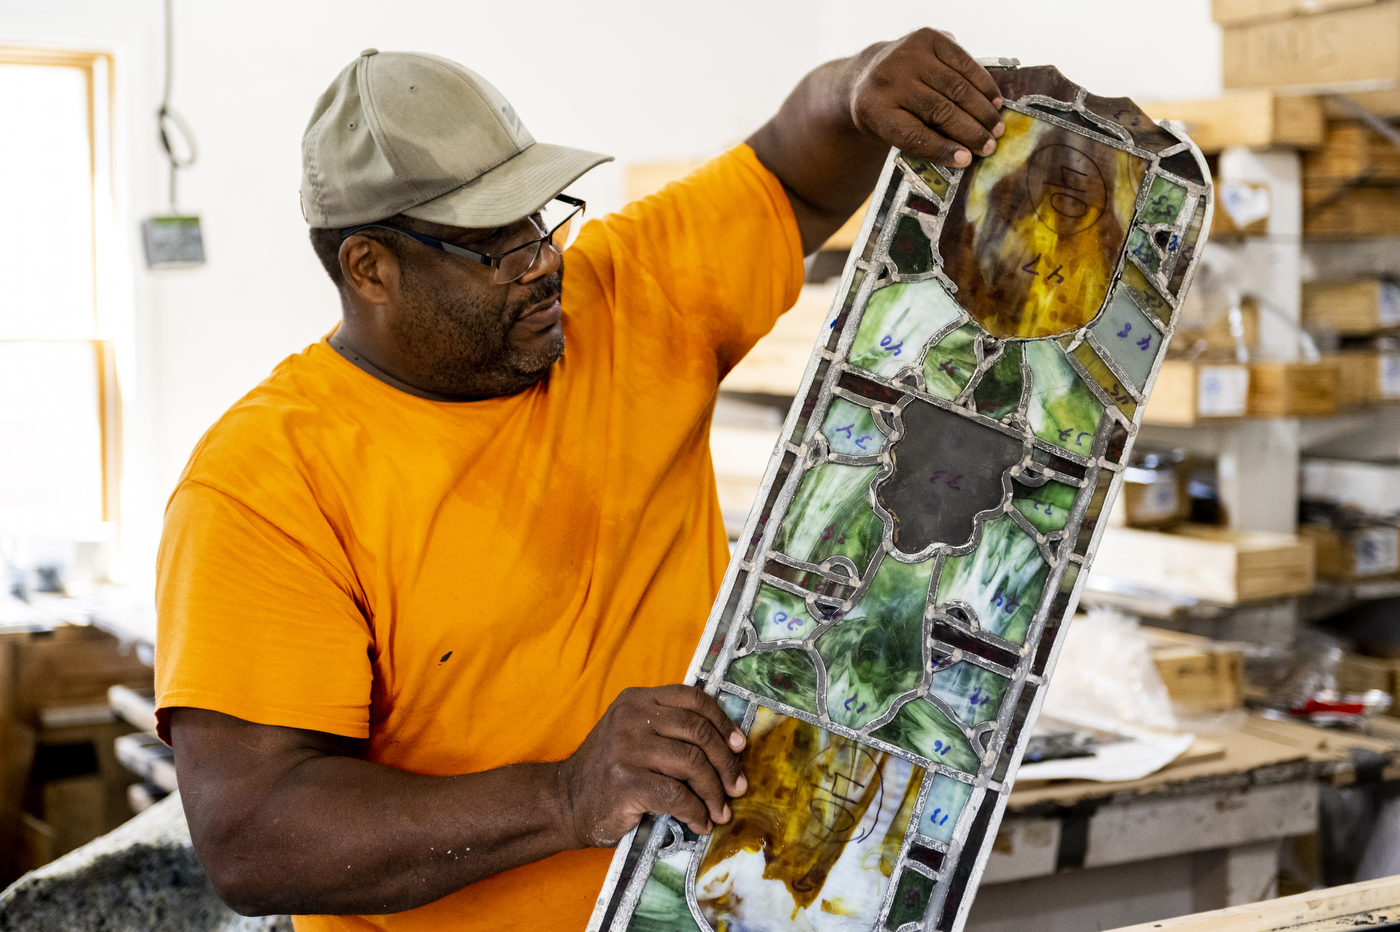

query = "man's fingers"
[652,685,746,752]
[930,30,1004,107]
[903,83,996,155]
[636,772,721,836]
[922,67,1003,137]
[649,707,747,796]
[878,109,970,167]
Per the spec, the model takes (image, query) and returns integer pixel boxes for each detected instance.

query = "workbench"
[965,714,1400,932]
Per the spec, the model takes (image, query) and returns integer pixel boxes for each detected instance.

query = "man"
[157,31,1005,931]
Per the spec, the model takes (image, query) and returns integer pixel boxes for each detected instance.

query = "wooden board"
[1107,871,1400,931]
[1339,652,1400,713]
[1222,0,1400,91]
[1304,120,1400,185]
[1213,0,1380,27]
[1304,184,1400,237]
[1143,360,1251,425]
[1246,360,1340,417]
[1092,524,1316,603]
[1143,91,1324,152]
[1304,280,1400,334]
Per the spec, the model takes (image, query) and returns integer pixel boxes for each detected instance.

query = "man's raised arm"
[748,28,1006,255]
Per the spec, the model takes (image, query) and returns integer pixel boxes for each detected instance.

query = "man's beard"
[390,260,565,399]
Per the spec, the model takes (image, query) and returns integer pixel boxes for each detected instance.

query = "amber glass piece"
[940,109,1147,339]
[1120,261,1172,324]
[1071,341,1138,418]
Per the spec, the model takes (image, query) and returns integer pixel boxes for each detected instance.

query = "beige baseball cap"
[300,48,612,230]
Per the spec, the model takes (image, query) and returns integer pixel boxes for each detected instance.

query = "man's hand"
[555,685,747,846]
[848,29,1004,170]
[748,28,1005,254]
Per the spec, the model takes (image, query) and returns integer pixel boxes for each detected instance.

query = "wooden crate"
[1299,523,1400,579]
[1222,0,1400,91]
[1213,0,1381,26]
[1303,280,1400,335]
[1246,360,1340,417]
[1120,469,1192,529]
[1303,121,1400,186]
[1092,524,1316,604]
[1143,360,1251,426]
[1145,627,1246,714]
[1304,185,1400,237]
[1324,349,1400,406]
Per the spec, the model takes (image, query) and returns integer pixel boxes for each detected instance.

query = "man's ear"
[339,236,399,307]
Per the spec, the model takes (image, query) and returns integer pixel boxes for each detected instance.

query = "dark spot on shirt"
[439,651,452,663]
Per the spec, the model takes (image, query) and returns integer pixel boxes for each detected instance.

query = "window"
[0,49,117,547]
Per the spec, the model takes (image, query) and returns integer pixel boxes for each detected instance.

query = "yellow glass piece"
[940,109,1148,339]
[1071,340,1138,417]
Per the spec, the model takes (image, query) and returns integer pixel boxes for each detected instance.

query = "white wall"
[0,0,1221,585]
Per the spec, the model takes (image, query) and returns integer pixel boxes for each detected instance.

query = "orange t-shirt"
[154,144,803,931]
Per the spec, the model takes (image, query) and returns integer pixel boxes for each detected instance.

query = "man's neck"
[327,328,466,403]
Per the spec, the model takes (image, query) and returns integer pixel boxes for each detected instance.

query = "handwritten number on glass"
[772,611,804,632]
[928,469,964,490]
[880,335,904,356]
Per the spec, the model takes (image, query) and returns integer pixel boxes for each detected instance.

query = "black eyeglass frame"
[338,193,585,282]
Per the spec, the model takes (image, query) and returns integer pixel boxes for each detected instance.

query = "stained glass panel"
[591,63,1211,932]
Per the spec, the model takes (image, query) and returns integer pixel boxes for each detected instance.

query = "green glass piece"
[1025,341,1105,458]
[871,697,979,774]
[752,585,819,642]
[817,556,936,730]
[890,214,935,275]
[922,322,978,400]
[1012,478,1077,533]
[973,344,1024,420]
[717,692,749,725]
[821,397,887,457]
[773,462,884,576]
[1127,226,1161,273]
[885,868,936,930]
[936,514,1049,645]
[1090,286,1160,391]
[627,850,702,932]
[899,152,951,198]
[919,773,974,843]
[1139,175,1187,227]
[725,649,819,714]
[929,661,1009,727]
[850,280,963,379]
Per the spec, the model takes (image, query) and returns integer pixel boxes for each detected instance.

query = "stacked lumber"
[1092,524,1316,604]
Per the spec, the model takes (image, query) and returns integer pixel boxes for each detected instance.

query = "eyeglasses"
[339,194,585,284]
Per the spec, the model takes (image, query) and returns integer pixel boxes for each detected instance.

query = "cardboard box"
[1222,0,1400,92]
[1339,652,1400,715]
[1093,524,1316,603]
[1246,360,1341,417]
[1146,627,1247,714]
[1325,349,1400,405]
[1143,91,1325,152]
[1300,523,1400,578]
[1303,280,1400,334]
[1302,457,1400,517]
[1143,360,1251,425]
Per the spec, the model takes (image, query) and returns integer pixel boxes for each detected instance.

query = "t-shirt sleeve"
[154,479,374,743]
[574,144,806,376]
